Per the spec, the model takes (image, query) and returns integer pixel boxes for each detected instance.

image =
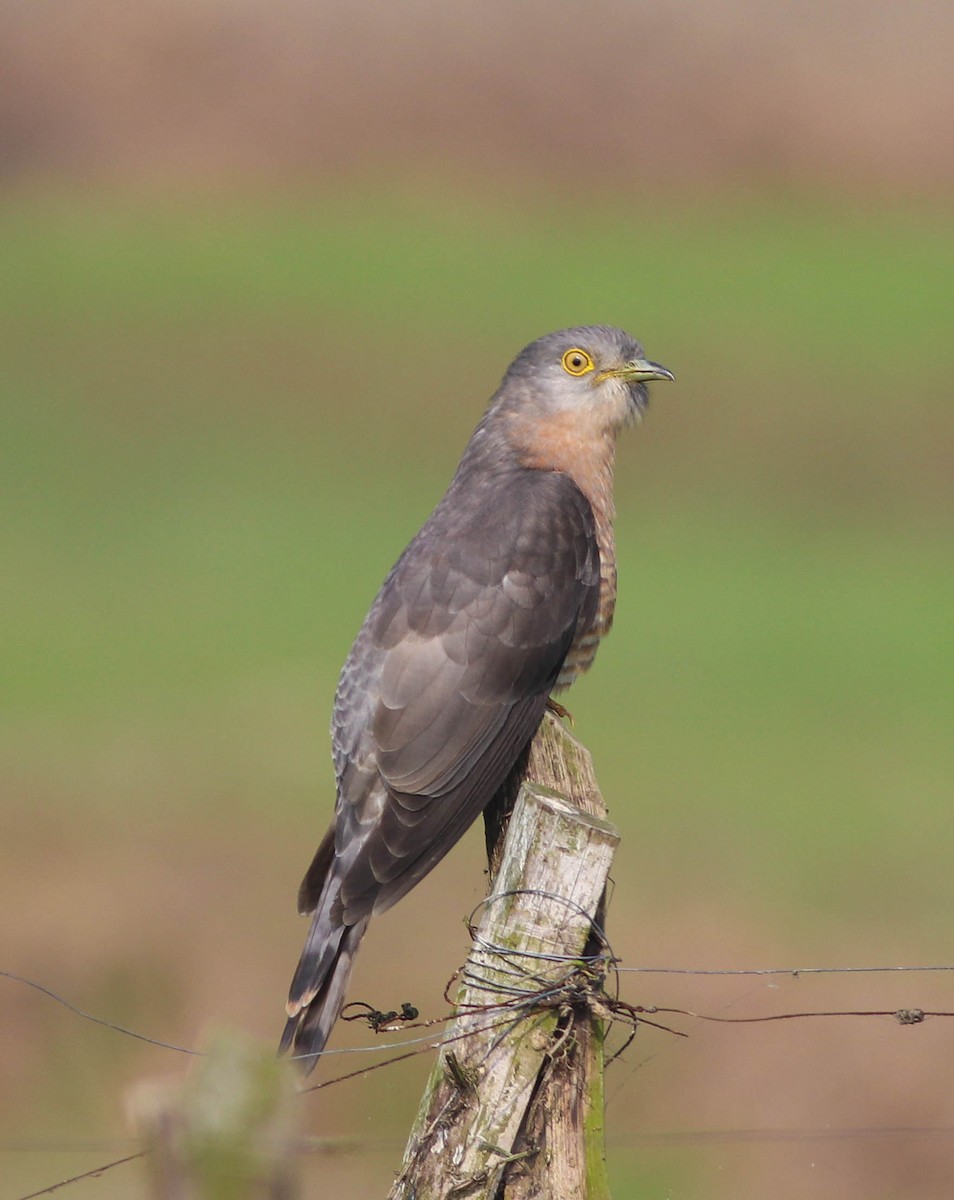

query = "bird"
[280,325,673,1071]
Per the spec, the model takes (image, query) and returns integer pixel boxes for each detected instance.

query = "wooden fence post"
[389,713,618,1199]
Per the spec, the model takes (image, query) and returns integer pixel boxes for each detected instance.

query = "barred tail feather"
[280,915,370,1073]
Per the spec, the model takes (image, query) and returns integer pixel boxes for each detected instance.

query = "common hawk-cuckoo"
[281,325,672,1070]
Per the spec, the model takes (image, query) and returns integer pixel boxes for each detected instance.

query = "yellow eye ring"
[561,348,595,377]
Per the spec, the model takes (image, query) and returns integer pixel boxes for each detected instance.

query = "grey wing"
[319,467,602,925]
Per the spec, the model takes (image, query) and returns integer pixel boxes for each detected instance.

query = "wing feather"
[321,466,600,922]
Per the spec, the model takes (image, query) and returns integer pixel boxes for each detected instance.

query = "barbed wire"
[0,970,201,1057]
[8,923,954,1200]
[15,1152,145,1200]
[617,964,954,976]
[16,1119,954,1200]
[6,959,953,1066]
[11,1123,954,1157]
[7,960,954,1075]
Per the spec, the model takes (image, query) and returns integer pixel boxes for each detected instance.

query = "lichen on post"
[389,714,618,1199]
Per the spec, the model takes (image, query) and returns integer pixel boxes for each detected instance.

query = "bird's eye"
[561,348,595,376]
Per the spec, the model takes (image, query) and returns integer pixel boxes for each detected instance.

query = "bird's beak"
[599,358,675,384]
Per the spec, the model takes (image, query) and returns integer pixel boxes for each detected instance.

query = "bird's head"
[500,325,674,432]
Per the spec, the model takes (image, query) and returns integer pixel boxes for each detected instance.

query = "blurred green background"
[2,4,953,1199]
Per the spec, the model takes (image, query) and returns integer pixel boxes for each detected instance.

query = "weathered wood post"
[389,713,619,1199]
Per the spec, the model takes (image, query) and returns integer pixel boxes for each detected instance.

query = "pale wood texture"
[389,714,618,1199]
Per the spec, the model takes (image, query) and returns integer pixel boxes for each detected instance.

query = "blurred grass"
[4,191,952,381]
[1,188,953,1197]
[3,188,953,881]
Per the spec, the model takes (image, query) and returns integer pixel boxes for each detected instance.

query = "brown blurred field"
[2,5,954,1199]
[2,0,953,193]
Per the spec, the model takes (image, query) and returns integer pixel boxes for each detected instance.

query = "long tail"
[280,912,370,1073]
[279,826,372,1074]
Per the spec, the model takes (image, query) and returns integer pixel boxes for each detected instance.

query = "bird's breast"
[556,509,617,689]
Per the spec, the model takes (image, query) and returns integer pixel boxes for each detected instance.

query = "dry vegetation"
[1,0,951,193]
